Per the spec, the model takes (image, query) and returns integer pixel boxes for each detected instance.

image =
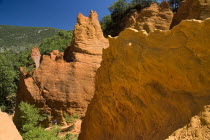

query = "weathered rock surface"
[166,105,210,140]
[0,111,22,140]
[170,0,210,28]
[14,11,108,128]
[64,10,108,59]
[50,50,63,61]
[31,47,41,68]
[122,2,173,33]
[79,18,210,140]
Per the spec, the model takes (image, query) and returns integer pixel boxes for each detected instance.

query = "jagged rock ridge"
[14,10,108,128]
[79,18,210,140]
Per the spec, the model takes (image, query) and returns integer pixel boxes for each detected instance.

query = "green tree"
[18,102,62,140]
[39,30,73,55]
[100,15,113,37]
[130,0,157,9]
[19,102,45,132]
[109,0,129,21]
[0,48,33,113]
[0,53,16,112]
[22,126,60,140]
[168,0,181,12]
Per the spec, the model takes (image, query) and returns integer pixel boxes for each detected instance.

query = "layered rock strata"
[79,18,210,140]
[170,0,210,28]
[14,11,108,128]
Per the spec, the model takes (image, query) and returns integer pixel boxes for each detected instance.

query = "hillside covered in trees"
[0,25,61,52]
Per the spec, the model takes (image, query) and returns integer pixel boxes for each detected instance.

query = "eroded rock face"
[166,105,210,140]
[79,18,210,140]
[64,10,108,58]
[14,11,108,128]
[170,0,210,28]
[122,2,173,33]
[31,47,41,68]
[0,111,22,140]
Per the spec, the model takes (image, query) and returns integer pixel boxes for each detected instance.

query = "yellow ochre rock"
[79,18,210,140]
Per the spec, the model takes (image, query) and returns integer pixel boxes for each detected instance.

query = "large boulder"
[170,0,210,28]
[14,10,108,128]
[0,111,22,140]
[122,2,173,33]
[79,18,210,140]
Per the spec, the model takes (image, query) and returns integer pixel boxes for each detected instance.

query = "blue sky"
[0,0,116,30]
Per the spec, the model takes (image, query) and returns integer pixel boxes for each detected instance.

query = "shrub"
[22,126,60,140]
[63,113,79,124]
[19,102,45,132]
[63,133,78,140]
[19,102,62,140]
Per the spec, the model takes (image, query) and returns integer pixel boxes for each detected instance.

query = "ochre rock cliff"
[0,111,22,140]
[79,18,210,140]
[170,0,210,28]
[14,11,108,127]
[122,2,173,33]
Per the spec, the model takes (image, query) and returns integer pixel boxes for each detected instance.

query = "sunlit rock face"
[122,1,173,33]
[0,111,22,140]
[13,10,108,128]
[64,10,108,59]
[170,0,210,28]
[79,18,210,140]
